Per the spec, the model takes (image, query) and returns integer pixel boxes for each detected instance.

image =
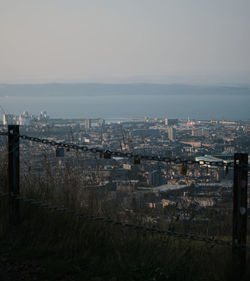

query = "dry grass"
[0,148,249,280]
[0,196,239,281]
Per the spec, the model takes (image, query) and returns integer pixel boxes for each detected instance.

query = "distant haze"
[0,0,250,85]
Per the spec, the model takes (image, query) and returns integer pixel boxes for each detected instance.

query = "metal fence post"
[8,125,20,224]
[232,153,248,280]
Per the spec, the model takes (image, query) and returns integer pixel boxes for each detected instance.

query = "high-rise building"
[3,114,7,125]
[165,118,179,126]
[19,111,30,126]
[3,114,17,125]
[85,119,91,130]
[38,111,49,121]
[168,127,176,141]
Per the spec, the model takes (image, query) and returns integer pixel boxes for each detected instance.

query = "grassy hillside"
[0,151,249,281]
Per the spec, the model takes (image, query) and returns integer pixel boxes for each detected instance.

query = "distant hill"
[0,83,249,97]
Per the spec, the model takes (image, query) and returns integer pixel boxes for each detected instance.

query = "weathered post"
[232,153,248,280]
[8,125,20,224]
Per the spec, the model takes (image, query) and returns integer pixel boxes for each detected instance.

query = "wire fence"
[0,130,249,251]
[0,191,242,249]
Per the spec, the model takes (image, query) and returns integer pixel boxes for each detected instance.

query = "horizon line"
[1,81,250,88]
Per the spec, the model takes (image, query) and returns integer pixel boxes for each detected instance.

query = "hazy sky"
[1,0,250,85]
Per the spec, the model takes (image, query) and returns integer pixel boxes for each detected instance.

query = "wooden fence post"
[8,125,20,224]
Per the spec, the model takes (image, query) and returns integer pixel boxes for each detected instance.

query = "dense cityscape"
[1,111,249,227]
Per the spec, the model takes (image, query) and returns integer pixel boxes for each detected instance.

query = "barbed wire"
[1,191,246,250]
[0,131,237,168]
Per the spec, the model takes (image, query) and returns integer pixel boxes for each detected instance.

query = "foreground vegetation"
[0,148,249,281]
[1,198,247,281]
